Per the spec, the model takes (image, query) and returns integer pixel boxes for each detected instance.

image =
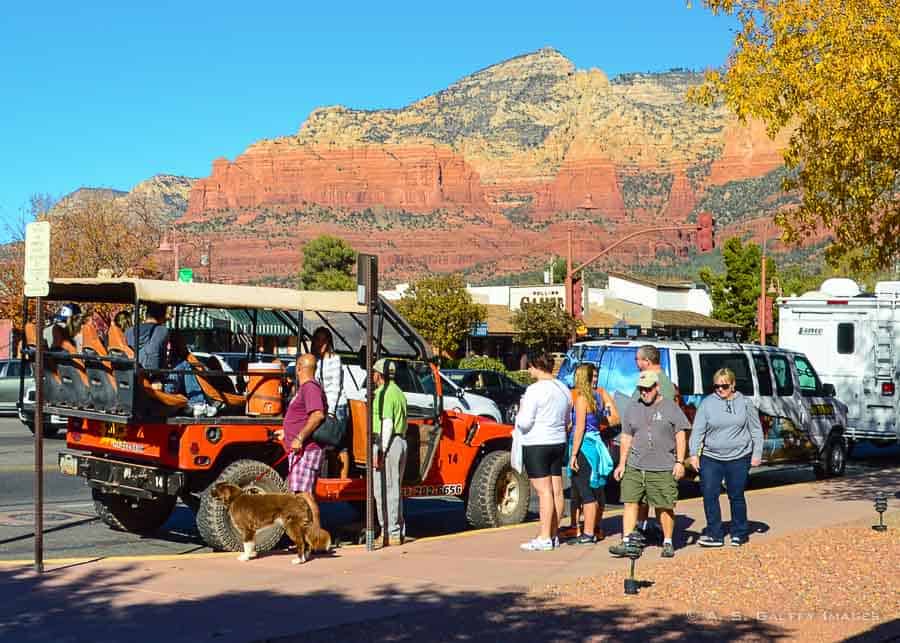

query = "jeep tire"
[465,450,530,529]
[814,433,847,479]
[92,489,177,534]
[196,459,288,552]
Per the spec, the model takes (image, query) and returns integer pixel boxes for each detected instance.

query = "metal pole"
[759,221,768,346]
[365,256,376,551]
[33,297,44,574]
[565,228,574,315]
[174,243,180,280]
[207,241,212,283]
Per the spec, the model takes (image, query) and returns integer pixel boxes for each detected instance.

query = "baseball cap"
[54,303,81,322]
[373,358,389,375]
[637,370,659,388]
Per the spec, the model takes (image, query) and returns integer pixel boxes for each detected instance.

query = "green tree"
[396,274,487,363]
[699,237,775,341]
[298,235,357,290]
[458,355,507,372]
[511,300,577,352]
[692,0,900,271]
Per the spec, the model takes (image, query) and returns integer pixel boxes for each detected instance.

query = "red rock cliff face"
[186,146,487,218]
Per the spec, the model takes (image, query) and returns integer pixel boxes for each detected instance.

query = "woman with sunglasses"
[689,368,764,547]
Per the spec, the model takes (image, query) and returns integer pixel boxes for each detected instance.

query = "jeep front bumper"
[58,452,184,499]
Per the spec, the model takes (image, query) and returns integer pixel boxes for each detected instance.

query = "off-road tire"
[465,450,530,529]
[92,489,177,533]
[195,459,288,552]
[814,433,847,479]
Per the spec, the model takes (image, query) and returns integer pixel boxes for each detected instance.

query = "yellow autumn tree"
[692,0,900,271]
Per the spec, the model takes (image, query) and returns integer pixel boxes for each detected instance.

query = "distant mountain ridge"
[62,49,815,285]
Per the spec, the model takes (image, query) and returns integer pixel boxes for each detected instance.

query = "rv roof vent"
[820,278,861,298]
[874,281,900,298]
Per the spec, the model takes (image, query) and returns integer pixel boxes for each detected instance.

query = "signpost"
[24,221,50,574]
[357,254,378,551]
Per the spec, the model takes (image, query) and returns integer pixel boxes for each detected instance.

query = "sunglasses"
[638,386,656,393]
[713,383,732,390]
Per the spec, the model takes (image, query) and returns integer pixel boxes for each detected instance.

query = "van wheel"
[196,459,288,552]
[92,489,177,533]
[24,421,60,439]
[465,450,530,528]
[814,434,847,479]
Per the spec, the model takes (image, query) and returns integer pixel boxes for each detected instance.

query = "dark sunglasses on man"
[713,383,732,391]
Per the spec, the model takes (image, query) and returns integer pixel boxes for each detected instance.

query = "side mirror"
[822,383,836,397]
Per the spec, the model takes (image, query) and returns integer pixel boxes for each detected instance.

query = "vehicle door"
[477,371,503,403]
[750,351,787,462]
[0,361,14,411]
[791,354,837,450]
[389,360,433,417]
[406,362,443,484]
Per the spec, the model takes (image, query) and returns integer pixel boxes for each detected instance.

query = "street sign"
[356,254,378,306]
[24,221,51,297]
[471,322,488,337]
[178,268,193,283]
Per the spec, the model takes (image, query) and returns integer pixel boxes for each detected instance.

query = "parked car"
[0,359,28,414]
[0,359,67,436]
[443,369,525,423]
[558,339,850,482]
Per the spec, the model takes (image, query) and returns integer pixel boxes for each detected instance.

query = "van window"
[675,353,695,395]
[793,355,822,397]
[597,347,672,396]
[3,361,31,378]
[770,354,794,396]
[837,323,854,354]
[752,354,773,396]
[699,353,754,396]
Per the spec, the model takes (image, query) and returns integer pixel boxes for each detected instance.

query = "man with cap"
[609,369,689,559]
[371,357,408,545]
[43,303,83,348]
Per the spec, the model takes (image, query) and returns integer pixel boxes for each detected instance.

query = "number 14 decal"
[447,453,458,465]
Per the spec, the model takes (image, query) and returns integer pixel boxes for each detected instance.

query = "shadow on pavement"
[0,564,794,643]
[805,468,900,503]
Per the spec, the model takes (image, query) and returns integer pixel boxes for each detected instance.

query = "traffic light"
[697,212,715,252]
[572,276,584,319]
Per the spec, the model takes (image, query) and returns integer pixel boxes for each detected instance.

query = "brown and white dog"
[211,482,332,565]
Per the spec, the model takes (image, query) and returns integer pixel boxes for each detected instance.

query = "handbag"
[312,413,346,448]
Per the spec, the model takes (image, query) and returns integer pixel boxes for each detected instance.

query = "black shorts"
[523,443,566,479]
[570,451,606,506]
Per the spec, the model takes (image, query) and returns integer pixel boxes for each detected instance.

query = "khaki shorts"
[620,465,678,509]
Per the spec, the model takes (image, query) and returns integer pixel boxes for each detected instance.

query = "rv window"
[793,355,822,397]
[770,354,794,396]
[699,353,754,396]
[837,323,855,354]
[752,354,773,396]
[675,353,695,395]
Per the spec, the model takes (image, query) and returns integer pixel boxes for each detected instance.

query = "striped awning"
[167,307,297,337]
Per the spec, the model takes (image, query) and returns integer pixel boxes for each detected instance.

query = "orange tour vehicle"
[26,278,529,553]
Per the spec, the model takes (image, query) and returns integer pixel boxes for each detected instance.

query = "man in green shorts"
[610,370,689,558]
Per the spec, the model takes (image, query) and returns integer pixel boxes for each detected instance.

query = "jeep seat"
[52,325,92,409]
[185,353,246,409]
[81,321,119,412]
[108,323,187,414]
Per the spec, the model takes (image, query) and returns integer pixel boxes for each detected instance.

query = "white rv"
[778,278,900,448]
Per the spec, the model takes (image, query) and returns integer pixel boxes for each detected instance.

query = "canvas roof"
[44,278,366,313]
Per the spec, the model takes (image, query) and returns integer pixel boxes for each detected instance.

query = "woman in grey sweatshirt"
[689,367,764,547]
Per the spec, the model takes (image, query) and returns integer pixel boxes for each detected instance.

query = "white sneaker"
[520,538,554,552]
[191,403,209,417]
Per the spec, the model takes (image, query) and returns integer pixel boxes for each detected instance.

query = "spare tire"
[196,459,287,552]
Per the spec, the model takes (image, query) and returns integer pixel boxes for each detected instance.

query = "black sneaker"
[730,536,746,547]
[569,533,597,546]
[608,541,629,557]
[698,535,724,547]
[661,542,675,558]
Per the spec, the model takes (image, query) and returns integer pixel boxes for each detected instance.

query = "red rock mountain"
[176,48,801,285]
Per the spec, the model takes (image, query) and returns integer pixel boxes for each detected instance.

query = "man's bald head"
[296,353,317,383]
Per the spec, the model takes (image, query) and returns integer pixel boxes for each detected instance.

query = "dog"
[211,482,332,565]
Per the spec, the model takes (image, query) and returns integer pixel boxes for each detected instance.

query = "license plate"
[59,454,78,476]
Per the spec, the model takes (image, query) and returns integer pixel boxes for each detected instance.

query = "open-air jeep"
[33,278,529,552]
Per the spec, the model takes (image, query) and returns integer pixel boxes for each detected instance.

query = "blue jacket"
[567,431,614,488]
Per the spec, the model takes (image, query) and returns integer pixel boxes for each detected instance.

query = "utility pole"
[759,220,770,346]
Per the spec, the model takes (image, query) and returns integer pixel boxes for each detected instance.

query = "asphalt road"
[1,416,898,562]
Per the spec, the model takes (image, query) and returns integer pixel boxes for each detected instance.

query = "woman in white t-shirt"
[515,353,572,552]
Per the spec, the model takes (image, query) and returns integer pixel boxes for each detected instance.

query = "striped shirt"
[316,354,346,415]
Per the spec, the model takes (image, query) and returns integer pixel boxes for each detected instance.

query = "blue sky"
[0,1,737,236]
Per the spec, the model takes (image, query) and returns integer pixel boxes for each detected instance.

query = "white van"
[558,338,849,478]
[779,278,900,449]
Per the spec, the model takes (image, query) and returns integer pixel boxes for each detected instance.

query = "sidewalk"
[1,466,898,643]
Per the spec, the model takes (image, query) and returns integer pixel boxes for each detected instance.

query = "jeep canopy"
[39,278,431,360]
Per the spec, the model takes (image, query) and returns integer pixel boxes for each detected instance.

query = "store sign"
[510,285,566,311]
